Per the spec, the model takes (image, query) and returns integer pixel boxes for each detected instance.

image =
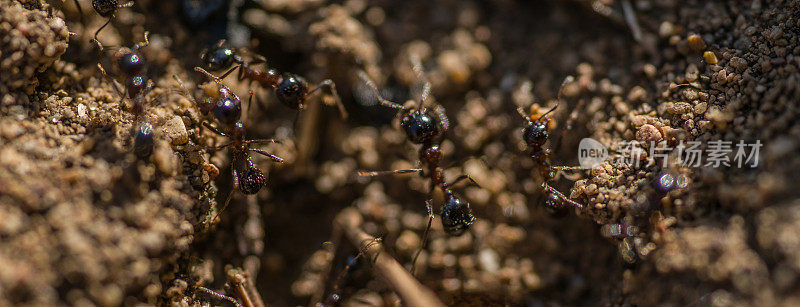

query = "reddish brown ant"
[175,68,284,225]
[96,32,155,158]
[200,40,348,118]
[356,60,478,274]
[517,76,585,214]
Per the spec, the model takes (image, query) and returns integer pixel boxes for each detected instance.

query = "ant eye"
[523,123,548,147]
[134,122,154,158]
[203,45,235,71]
[93,0,119,17]
[276,74,308,110]
[212,95,242,126]
[126,75,149,99]
[401,111,440,144]
[238,164,266,195]
[118,52,146,77]
[441,195,475,236]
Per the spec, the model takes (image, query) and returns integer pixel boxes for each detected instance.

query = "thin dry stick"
[309,226,342,305]
[334,208,446,307]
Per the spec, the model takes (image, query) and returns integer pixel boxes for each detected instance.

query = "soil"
[1,0,799,306]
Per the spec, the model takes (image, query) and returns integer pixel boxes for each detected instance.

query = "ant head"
[441,193,475,236]
[523,121,548,148]
[117,51,146,77]
[126,75,149,100]
[237,161,267,195]
[133,122,154,159]
[212,92,242,127]
[201,41,240,71]
[543,193,567,216]
[276,74,309,110]
[93,0,118,17]
[400,109,441,144]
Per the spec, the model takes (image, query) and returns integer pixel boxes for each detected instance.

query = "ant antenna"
[195,67,225,85]
[409,55,431,111]
[133,31,150,50]
[357,70,405,110]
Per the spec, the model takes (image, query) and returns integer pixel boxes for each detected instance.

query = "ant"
[96,32,155,158]
[72,0,136,50]
[356,60,478,273]
[175,69,284,225]
[199,40,348,118]
[516,76,585,215]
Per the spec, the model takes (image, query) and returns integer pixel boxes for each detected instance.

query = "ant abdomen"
[441,194,476,236]
[275,74,309,110]
[237,160,267,195]
[93,0,118,17]
[400,110,440,144]
[133,122,155,159]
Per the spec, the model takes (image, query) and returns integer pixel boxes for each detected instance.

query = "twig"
[334,208,446,307]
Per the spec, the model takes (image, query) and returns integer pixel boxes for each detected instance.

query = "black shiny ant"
[200,40,348,118]
[175,68,284,225]
[517,76,585,215]
[97,32,155,158]
[174,67,244,129]
[356,61,478,273]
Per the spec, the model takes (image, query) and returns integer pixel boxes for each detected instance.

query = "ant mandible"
[517,76,585,214]
[96,32,155,158]
[199,40,348,118]
[176,69,284,225]
[356,59,478,273]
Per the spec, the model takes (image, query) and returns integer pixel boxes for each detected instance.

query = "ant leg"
[133,31,150,50]
[202,121,227,137]
[446,174,480,188]
[250,149,284,163]
[196,286,243,307]
[244,139,280,145]
[357,70,405,110]
[96,63,125,98]
[119,1,134,8]
[542,182,584,209]
[308,79,348,119]
[208,162,239,225]
[219,65,240,80]
[208,141,233,152]
[327,237,383,304]
[410,199,434,276]
[357,169,422,177]
[92,17,113,51]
